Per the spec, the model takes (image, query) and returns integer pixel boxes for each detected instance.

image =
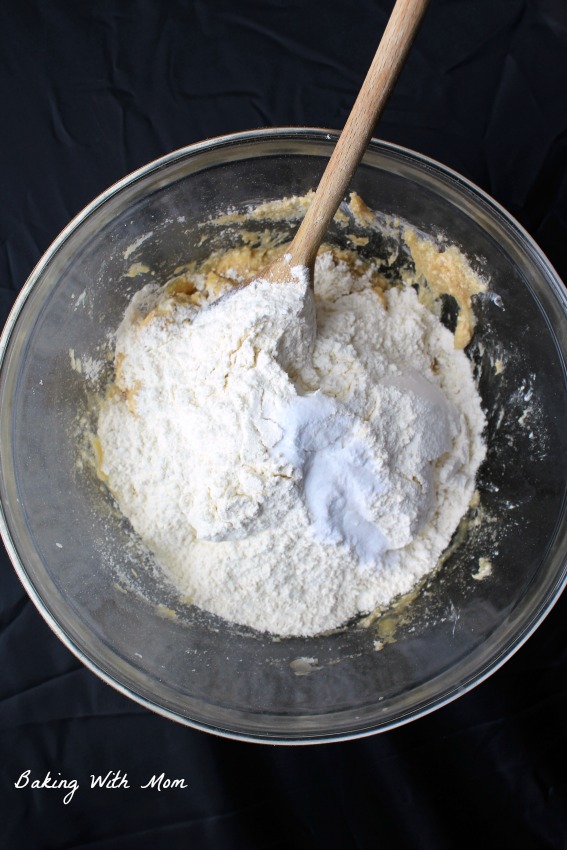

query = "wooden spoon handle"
[289,0,430,269]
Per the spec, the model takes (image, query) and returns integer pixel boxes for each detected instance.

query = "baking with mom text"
[14,769,188,804]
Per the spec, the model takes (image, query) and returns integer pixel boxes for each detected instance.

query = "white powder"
[98,251,486,637]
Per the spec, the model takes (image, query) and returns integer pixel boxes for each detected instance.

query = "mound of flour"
[98,252,486,636]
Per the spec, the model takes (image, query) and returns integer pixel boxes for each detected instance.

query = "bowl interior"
[1,132,566,742]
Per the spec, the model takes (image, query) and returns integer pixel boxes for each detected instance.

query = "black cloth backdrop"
[1,1,566,848]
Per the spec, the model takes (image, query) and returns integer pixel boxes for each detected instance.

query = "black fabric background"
[1,1,566,848]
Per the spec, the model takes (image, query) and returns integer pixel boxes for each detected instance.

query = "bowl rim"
[0,127,566,745]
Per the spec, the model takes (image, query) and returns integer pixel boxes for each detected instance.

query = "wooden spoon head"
[253,252,314,287]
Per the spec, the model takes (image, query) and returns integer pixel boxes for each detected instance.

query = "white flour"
[98,251,486,636]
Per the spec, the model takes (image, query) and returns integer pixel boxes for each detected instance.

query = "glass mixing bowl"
[1,129,566,743]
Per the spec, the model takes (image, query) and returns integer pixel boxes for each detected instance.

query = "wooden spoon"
[260,0,430,284]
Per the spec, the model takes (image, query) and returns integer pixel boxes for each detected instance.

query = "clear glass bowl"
[1,129,566,743]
